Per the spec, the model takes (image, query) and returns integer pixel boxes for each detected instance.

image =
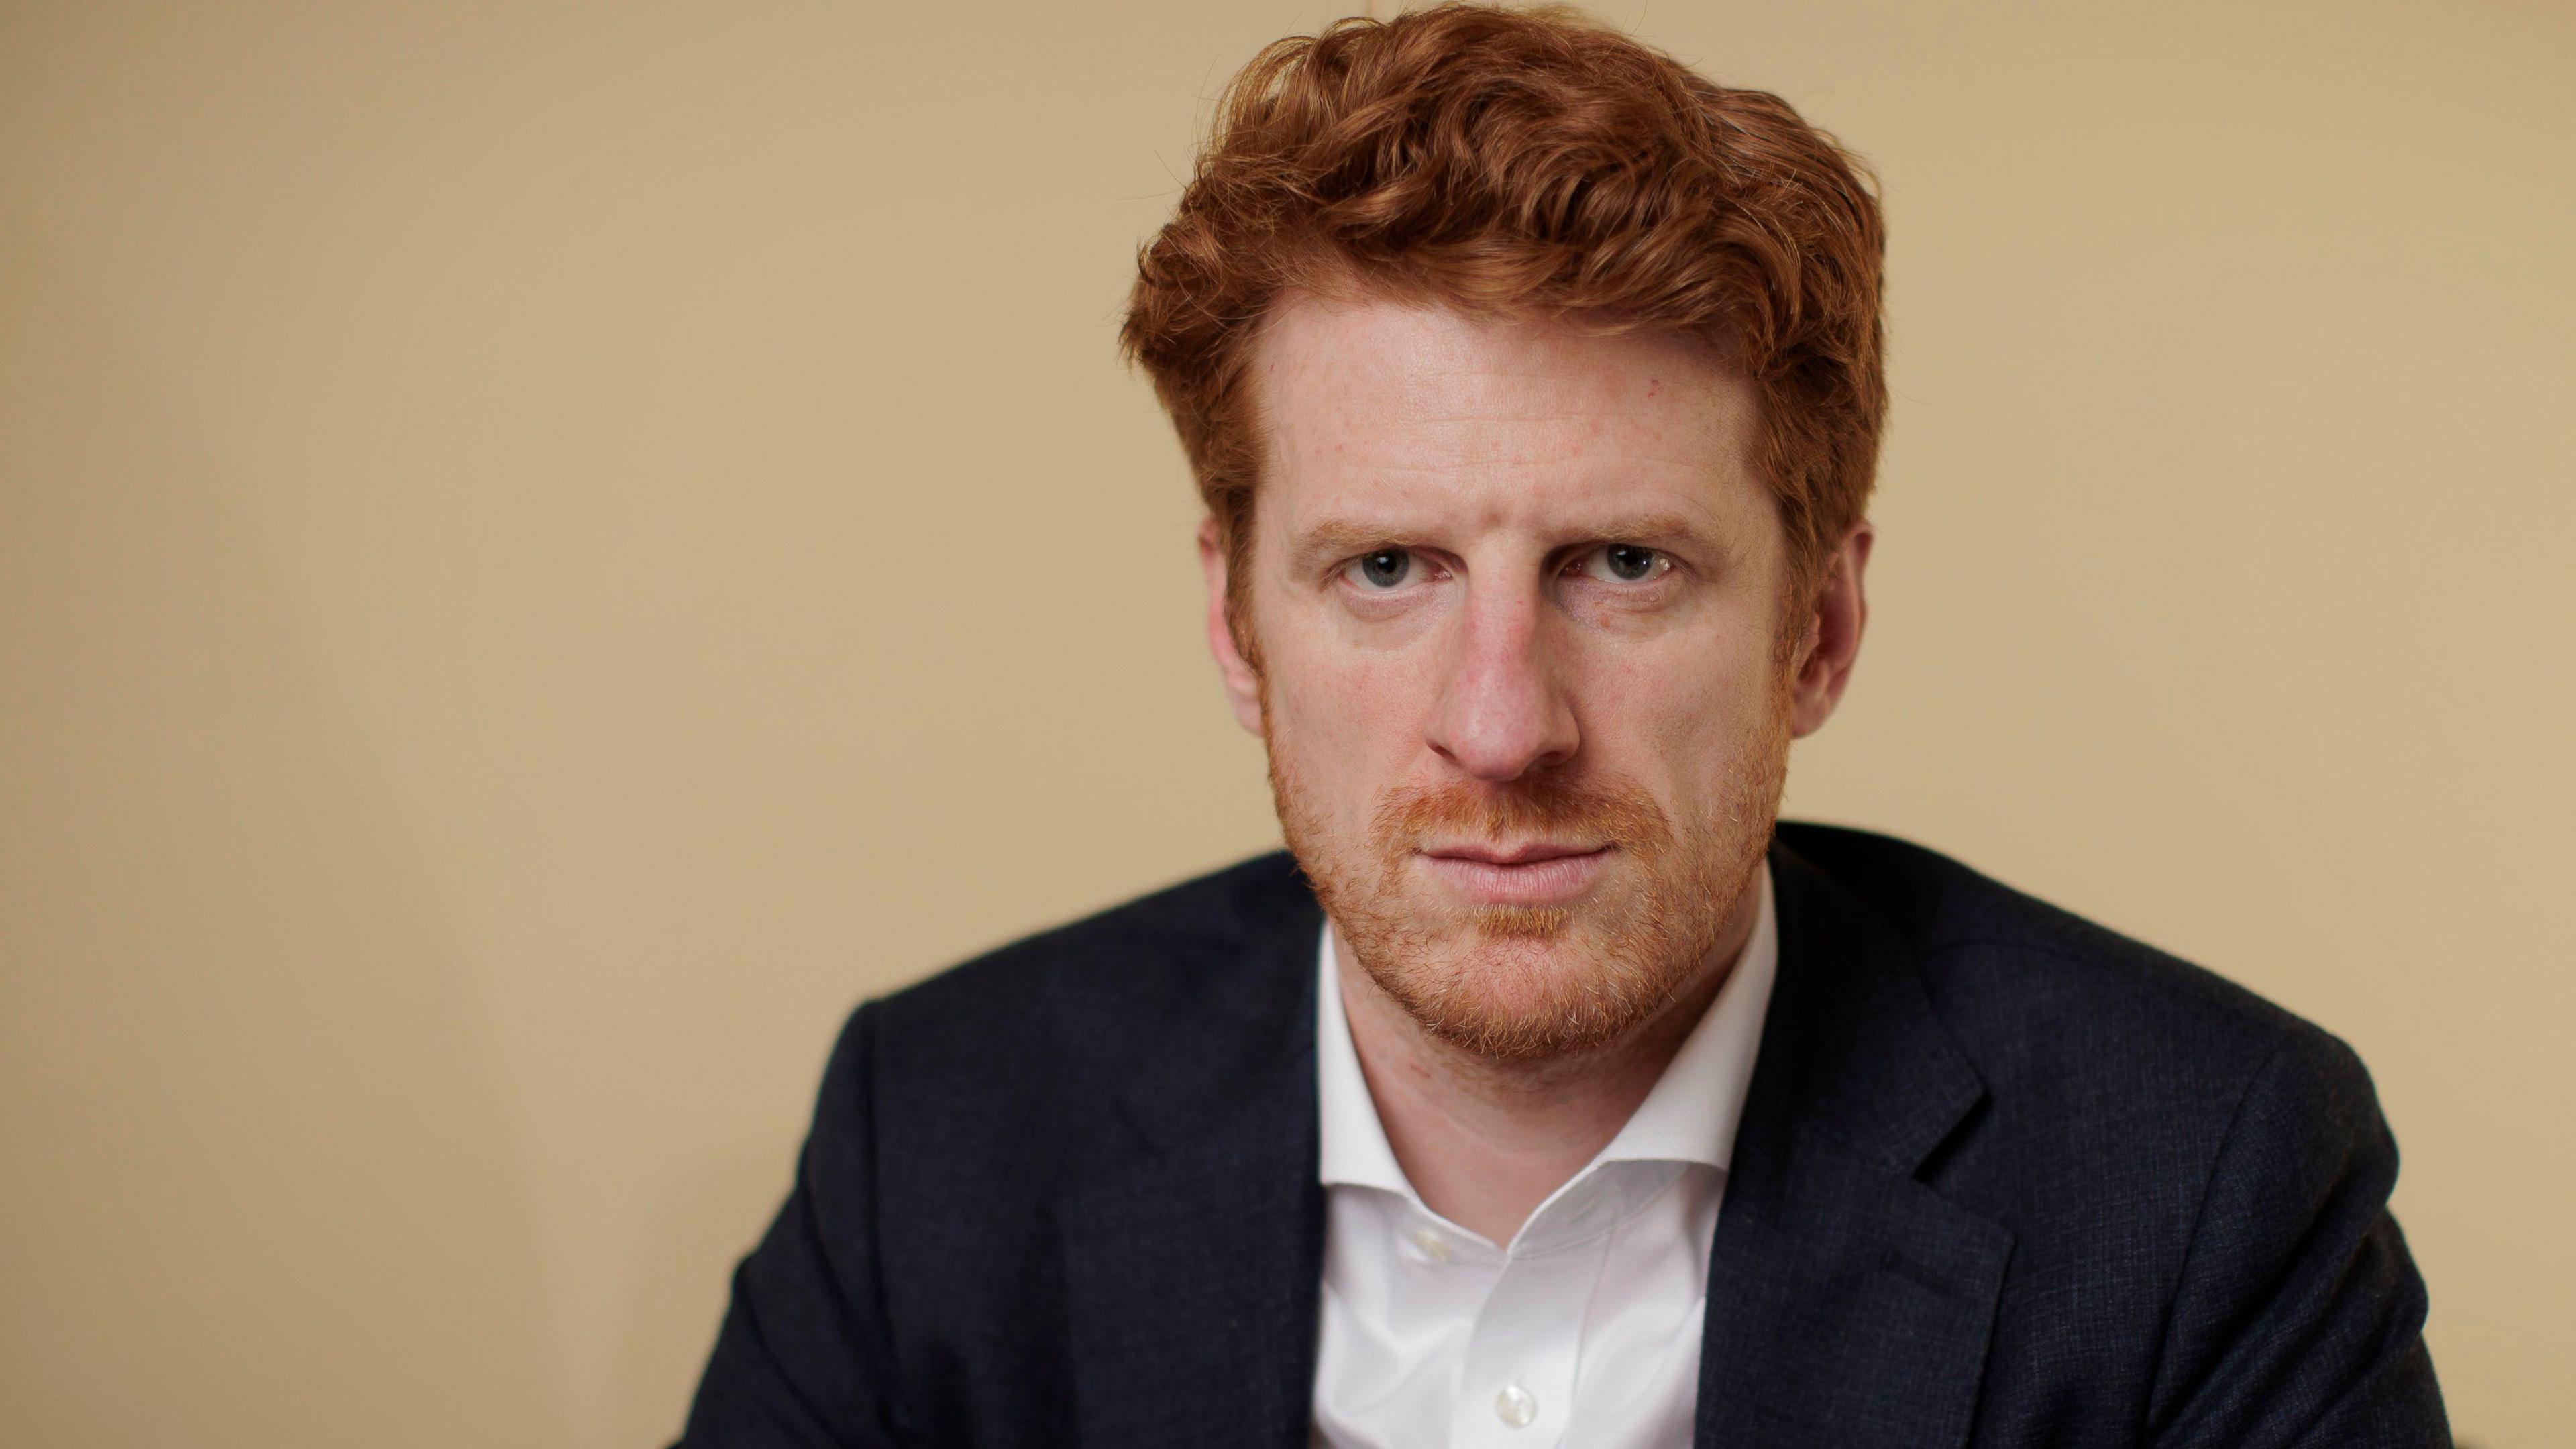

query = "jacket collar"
[1060,860,1326,1449]
[1752,833,1987,1175]
[1688,834,2010,1449]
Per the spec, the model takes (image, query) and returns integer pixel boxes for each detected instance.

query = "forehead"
[1250,291,1763,533]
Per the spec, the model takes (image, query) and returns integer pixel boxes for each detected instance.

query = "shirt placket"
[1446,1223,1611,1449]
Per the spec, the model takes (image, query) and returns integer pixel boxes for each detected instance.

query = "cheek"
[1575,634,1780,801]
[1264,634,1438,816]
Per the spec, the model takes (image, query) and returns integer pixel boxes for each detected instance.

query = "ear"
[1198,517,1266,736]
[1788,521,1873,739]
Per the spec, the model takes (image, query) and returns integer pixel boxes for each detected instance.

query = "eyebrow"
[1282,511,1718,577]
[1284,520,1407,578]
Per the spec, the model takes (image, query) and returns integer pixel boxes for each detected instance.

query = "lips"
[1425,840,1601,866]
[1417,842,1613,905]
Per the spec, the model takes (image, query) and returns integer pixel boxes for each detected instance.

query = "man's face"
[1204,292,1845,1061]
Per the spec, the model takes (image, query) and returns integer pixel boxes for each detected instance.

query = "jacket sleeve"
[676,1002,910,1448]
[2146,1026,2449,1447]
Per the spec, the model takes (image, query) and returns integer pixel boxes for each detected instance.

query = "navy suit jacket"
[678,824,2447,1446]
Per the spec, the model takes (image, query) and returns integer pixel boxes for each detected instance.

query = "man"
[679,5,2446,1446]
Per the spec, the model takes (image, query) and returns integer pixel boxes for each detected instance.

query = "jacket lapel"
[1693,841,2015,1449]
[1060,875,1326,1449]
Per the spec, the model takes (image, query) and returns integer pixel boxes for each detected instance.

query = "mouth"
[1416,841,1613,906]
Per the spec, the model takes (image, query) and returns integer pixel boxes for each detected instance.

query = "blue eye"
[1352,549,1412,589]
[1579,544,1668,583]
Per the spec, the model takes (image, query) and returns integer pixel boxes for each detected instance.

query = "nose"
[1425,580,1580,782]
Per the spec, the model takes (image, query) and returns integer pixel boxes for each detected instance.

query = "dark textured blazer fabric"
[677,822,2449,1448]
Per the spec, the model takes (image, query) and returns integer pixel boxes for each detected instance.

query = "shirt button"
[1493,1383,1538,1427]
[1407,1228,1451,1263]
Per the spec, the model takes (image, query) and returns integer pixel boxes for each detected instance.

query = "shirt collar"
[1315,916,1414,1195]
[1598,855,1776,1170]
[1315,857,1779,1193]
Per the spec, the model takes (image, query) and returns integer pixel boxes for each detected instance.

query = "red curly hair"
[1122,3,1886,624]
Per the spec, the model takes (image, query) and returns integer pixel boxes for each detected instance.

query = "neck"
[1332,867,1764,1247]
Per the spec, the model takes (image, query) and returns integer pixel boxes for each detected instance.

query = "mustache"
[1371,773,1672,855]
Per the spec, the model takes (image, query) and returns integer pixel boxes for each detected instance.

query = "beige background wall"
[3,1,2567,1444]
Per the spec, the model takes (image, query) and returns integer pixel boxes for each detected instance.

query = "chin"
[1364,917,1687,1061]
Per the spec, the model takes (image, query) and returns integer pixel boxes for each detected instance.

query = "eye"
[1576,543,1670,584]
[1346,547,1414,590]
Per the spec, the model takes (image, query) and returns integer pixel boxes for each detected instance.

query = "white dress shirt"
[1310,861,1778,1449]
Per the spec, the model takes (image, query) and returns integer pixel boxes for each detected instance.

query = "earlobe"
[1198,519,1267,737]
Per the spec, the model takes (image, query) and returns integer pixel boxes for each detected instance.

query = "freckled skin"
[1192,290,1873,1240]
[1235,294,1790,934]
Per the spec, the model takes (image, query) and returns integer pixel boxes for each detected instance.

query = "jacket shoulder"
[1771,824,2438,1440]
[845,851,1317,1157]
[1776,820,2328,1063]
[869,849,1310,1046]
[1775,822,2385,1238]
